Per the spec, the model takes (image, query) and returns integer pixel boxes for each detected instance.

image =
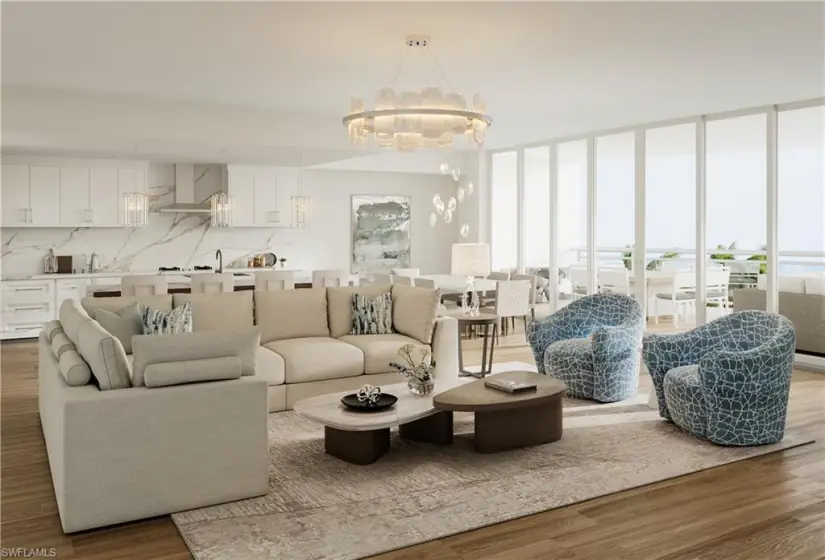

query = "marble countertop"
[1,268,311,282]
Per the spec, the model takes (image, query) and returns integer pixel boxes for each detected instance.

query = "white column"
[516,148,525,273]
[695,117,707,325]
[548,144,559,311]
[587,136,598,293]
[634,129,647,314]
[766,106,779,313]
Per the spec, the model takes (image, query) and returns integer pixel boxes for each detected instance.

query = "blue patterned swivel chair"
[643,310,796,446]
[528,293,644,402]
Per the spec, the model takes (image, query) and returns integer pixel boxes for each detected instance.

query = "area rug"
[172,367,813,560]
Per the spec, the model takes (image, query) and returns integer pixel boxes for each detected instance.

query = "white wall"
[1,164,457,276]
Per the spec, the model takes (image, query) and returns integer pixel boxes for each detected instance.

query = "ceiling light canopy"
[343,35,492,152]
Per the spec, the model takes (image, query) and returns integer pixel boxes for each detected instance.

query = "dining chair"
[490,280,532,344]
[510,273,538,318]
[598,268,632,297]
[568,266,589,300]
[653,271,696,327]
[190,273,234,294]
[704,267,732,313]
[312,270,350,288]
[487,271,510,281]
[391,275,414,286]
[121,275,168,296]
[371,273,392,285]
[414,277,435,289]
[254,270,295,291]
[391,268,420,278]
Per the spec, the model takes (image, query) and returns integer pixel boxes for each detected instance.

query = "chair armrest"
[432,316,459,381]
[642,330,706,418]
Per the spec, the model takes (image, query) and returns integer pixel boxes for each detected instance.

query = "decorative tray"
[340,393,398,413]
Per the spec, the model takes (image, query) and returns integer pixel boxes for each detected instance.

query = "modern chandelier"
[343,35,492,151]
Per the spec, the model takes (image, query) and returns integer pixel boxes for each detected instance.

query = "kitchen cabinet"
[228,165,300,228]
[55,278,91,308]
[1,157,147,228]
[1,164,30,226]
[1,280,56,340]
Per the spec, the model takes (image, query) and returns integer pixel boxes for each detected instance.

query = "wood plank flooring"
[2,327,824,560]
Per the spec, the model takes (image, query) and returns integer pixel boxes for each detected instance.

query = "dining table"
[417,274,499,294]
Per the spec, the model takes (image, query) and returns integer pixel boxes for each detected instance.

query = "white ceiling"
[2,1,824,160]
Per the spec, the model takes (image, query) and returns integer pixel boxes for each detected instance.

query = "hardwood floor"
[2,328,824,560]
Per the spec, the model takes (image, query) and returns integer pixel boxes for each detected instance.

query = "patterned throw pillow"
[350,292,394,335]
[141,302,193,335]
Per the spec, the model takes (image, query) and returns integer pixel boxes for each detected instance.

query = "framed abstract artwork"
[351,195,411,274]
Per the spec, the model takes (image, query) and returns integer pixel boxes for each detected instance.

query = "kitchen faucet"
[90,253,100,273]
[215,249,223,273]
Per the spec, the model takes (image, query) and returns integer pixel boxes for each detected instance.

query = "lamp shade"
[451,243,491,277]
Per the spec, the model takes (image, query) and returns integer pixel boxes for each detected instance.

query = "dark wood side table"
[447,311,499,378]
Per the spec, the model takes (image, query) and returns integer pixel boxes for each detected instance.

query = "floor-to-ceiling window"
[645,123,697,328]
[595,131,635,278]
[706,114,768,314]
[524,146,551,274]
[778,106,825,292]
[556,140,589,303]
[491,151,518,272]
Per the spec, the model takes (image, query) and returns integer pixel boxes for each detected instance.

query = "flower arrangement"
[390,344,436,396]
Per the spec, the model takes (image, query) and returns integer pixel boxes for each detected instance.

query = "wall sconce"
[291,195,311,228]
[211,192,232,228]
[122,193,148,226]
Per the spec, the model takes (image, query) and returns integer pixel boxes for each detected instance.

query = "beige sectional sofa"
[38,283,458,532]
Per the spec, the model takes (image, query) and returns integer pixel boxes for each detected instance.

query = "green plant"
[709,241,736,261]
[620,248,680,271]
[747,253,767,274]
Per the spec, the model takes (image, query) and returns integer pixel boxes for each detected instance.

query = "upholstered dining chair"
[391,275,414,286]
[391,268,419,278]
[312,270,350,288]
[643,310,796,445]
[254,270,295,291]
[528,293,644,402]
[511,273,538,318]
[490,280,532,344]
[190,273,234,294]
[414,277,435,289]
[371,273,392,285]
[121,275,168,296]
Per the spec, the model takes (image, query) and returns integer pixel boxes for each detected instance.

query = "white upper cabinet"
[2,164,30,226]
[227,165,300,228]
[27,166,61,225]
[59,166,92,225]
[1,157,147,228]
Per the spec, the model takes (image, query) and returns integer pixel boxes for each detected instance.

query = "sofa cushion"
[58,349,92,386]
[173,291,254,333]
[327,285,393,338]
[391,284,439,343]
[59,299,92,344]
[338,334,426,374]
[93,302,143,354]
[142,302,193,335]
[351,292,394,335]
[131,330,261,387]
[81,295,173,316]
[143,356,242,388]
[256,346,286,386]
[76,320,132,390]
[264,338,364,383]
[51,332,75,359]
[255,288,329,342]
[43,320,64,343]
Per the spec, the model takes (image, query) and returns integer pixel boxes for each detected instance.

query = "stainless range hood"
[158,164,211,214]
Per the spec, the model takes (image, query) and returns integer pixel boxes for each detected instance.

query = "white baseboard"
[795,353,825,373]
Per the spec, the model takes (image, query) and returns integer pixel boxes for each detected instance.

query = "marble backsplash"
[1,164,457,277]
[1,163,304,275]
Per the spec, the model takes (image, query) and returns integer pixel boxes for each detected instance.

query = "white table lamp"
[451,243,491,315]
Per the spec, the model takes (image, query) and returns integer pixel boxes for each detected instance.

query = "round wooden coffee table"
[445,310,499,378]
[434,371,567,453]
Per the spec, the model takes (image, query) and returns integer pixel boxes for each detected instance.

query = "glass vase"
[408,376,435,396]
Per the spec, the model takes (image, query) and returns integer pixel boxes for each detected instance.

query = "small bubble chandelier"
[343,35,492,152]
[430,160,474,238]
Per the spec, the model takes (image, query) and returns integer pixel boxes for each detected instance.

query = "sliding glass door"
[556,140,589,307]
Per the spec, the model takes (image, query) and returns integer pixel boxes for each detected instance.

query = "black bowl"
[341,393,398,412]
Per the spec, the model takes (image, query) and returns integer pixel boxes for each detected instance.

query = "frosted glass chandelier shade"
[343,36,491,151]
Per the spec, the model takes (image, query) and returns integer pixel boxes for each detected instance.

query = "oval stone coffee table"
[434,371,567,454]
[294,378,464,465]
